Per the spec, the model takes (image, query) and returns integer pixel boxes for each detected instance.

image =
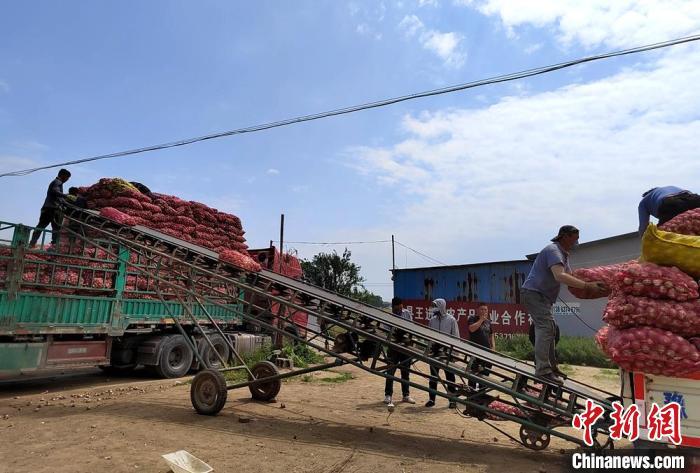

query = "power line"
[394,240,449,267]
[282,240,390,245]
[2,34,699,178]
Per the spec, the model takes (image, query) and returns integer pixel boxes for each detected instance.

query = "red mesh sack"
[140,202,161,214]
[567,262,630,299]
[100,207,137,226]
[220,250,261,272]
[109,197,143,210]
[616,262,699,301]
[485,400,524,420]
[595,326,611,354]
[602,326,700,377]
[603,294,700,336]
[659,208,700,236]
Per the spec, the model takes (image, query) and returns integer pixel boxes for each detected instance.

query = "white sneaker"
[402,396,416,404]
[383,395,392,404]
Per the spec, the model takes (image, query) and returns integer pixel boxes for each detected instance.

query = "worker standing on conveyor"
[521,226,606,384]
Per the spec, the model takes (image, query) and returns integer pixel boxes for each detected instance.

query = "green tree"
[350,287,385,308]
[301,248,384,307]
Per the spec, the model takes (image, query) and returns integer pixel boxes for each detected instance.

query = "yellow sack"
[641,224,700,277]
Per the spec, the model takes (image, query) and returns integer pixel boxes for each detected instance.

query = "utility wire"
[556,296,598,333]
[2,34,699,178]
[282,240,390,245]
[394,240,449,267]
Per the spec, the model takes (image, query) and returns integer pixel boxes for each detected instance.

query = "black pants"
[468,350,492,390]
[658,192,700,226]
[428,365,456,401]
[384,349,411,397]
[30,208,61,245]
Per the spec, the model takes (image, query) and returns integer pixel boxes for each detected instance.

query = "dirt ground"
[0,363,625,473]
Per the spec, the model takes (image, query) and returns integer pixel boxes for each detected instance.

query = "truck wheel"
[249,361,281,401]
[156,335,194,378]
[201,334,230,370]
[191,369,228,415]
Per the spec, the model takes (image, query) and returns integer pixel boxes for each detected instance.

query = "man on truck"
[29,168,71,247]
[521,225,607,384]
[638,186,700,235]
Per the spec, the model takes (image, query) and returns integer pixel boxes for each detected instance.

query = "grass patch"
[495,334,616,369]
[280,343,326,368]
[594,368,620,381]
[221,343,326,384]
[301,371,354,384]
[558,364,575,375]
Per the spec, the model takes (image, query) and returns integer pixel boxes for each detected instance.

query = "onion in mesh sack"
[220,250,262,272]
[485,400,524,420]
[603,294,700,336]
[616,261,699,301]
[659,208,700,236]
[100,207,137,226]
[595,325,611,354]
[599,326,700,377]
[567,262,631,299]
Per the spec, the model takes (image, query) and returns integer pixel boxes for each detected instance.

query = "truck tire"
[201,334,230,370]
[191,369,228,415]
[155,334,194,378]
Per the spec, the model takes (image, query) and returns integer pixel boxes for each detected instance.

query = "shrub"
[495,334,616,369]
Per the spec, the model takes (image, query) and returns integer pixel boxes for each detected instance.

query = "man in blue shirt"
[638,186,700,234]
[521,226,606,384]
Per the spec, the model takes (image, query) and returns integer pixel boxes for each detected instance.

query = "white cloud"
[418,0,439,6]
[291,185,310,193]
[399,14,424,37]
[460,0,700,49]
[356,23,383,40]
[524,43,543,54]
[398,14,467,67]
[344,44,700,273]
[267,168,280,175]
[0,80,9,93]
[422,31,466,67]
[0,156,39,173]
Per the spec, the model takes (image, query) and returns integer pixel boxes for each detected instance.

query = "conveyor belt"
[64,206,620,451]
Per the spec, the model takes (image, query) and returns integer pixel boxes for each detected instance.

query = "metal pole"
[279,214,285,274]
[391,234,395,280]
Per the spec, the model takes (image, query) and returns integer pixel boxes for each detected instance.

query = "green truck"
[0,221,247,380]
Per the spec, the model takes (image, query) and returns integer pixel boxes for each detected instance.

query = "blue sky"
[2,1,700,299]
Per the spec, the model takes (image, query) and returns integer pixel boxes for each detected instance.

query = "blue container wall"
[393,261,533,304]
